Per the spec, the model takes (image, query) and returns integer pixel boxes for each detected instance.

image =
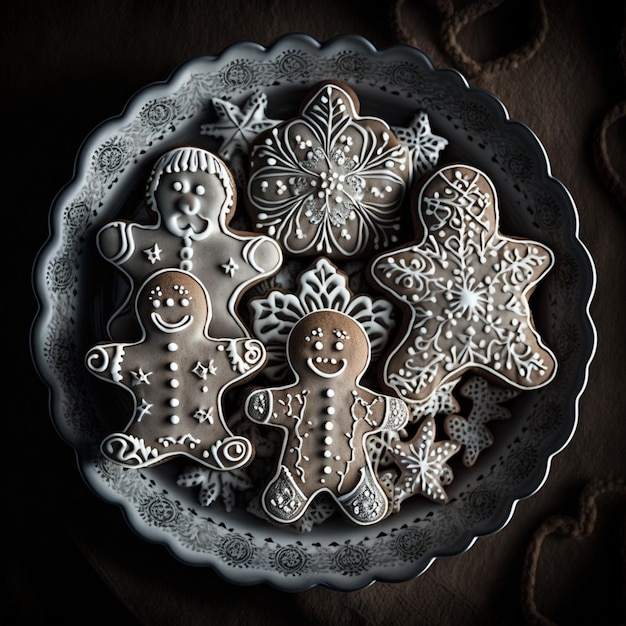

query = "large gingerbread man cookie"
[97,146,282,339]
[370,163,557,402]
[246,80,410,260]
[85,269,266,469]
[244,310,409,526]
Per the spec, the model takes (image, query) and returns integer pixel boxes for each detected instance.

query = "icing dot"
[324,421,334,430]
[169,362,178,371]
[165,298,175,307]
[324,436,333,445]
[323,466,332,474]
[326,406,336,416]
[324,450,332,458]
[170,379,179,388]
[170,415,180,424]
[167,343,178,352]
[325,389,335,398]
[169,398,179,407]
[314,341,323,351]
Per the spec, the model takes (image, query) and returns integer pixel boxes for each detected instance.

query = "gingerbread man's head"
[286,310,370,382]
[136,269,211,339]
[146,147,236,240]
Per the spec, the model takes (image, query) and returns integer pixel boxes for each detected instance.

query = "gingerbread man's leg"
[337,467,389,525]
[208,435,253,470]
[262,465,309,523]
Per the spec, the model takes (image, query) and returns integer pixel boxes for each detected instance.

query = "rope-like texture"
[592,19,626,212]
[390,0,548,78]
[520,476,626,626]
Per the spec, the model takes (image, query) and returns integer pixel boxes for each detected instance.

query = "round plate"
[31,34,596,591]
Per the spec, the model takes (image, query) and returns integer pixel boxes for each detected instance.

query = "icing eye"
[195,185,205,196]
[165,297,175,307]
[152,300,160,309]
[180,298,190,307]
[334,341,344,351]
[173,181,183,192]
[314,341,324,351]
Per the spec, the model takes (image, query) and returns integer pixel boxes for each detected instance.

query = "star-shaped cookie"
[444,375,520,467]
[387,416,460,507]
[370,164,557,402]
[201,91,281,160]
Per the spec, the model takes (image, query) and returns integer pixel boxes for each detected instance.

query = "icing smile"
[151,312,193,333]
[306,356,347,378]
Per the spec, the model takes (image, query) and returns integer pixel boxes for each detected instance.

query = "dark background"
[4,1,625,624]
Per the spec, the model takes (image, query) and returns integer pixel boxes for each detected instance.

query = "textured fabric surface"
[6,1,625,624]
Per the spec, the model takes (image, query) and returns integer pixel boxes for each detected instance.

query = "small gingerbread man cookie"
[97,147,282,339]
[370,164,557,402]
[244,309,409,526]
[85,269,266,469]
[246,81,410,259]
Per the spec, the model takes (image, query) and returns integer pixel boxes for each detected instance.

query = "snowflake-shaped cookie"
[392,110,448,181]
[444,375,520,467]
[246,80,410,259]
[370,164,557,402]
[249,256,395,381]
[386,417,460,507]
[177,465,253,511]
[200,91,282,187]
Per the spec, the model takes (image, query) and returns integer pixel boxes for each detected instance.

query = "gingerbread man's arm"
[378,396,410,433]
[244,389,273,425]
[97,221,138,265]
[242,236,283,276]
[217,337,266,377]
[245,387,309,429]
[85,343,127,384]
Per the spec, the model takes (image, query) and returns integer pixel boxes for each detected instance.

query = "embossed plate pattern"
[31,34,596,590]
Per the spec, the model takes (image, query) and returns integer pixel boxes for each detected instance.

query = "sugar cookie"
[244,310,409,525]
[86,269,265,469]
[97,146,282,339]
[370,164,557,402]
[246,81,410,259]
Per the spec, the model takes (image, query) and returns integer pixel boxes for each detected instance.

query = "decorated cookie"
[97,147,282,339]
[200,91,282,188]
[85,269,266,469]
[246,81,410,259]
[244,310,409,526]
[444,375,520,467]
[391,110,449,183]
[383,417,460,508]
[370,164,557,402]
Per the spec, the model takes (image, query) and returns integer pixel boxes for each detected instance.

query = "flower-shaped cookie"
[244,310,409,526]
[85,269,265,469]
[246,81,410,259]
[370,164,557,402]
